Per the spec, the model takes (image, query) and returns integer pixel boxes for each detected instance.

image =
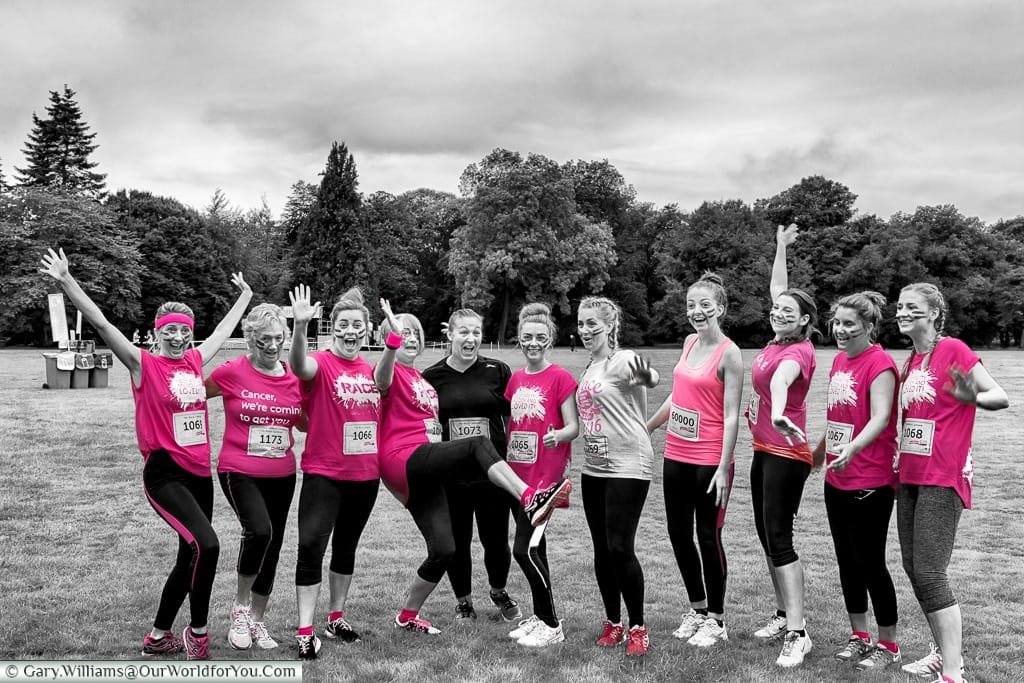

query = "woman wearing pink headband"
[40,247,252,661]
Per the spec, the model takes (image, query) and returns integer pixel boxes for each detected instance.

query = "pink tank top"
[302,351,380,481]
[132,348,210,477]
[378,362,442,504]
[664,336,736,466]
[211,356,301,478]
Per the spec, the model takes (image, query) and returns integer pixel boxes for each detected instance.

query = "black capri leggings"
[582,474,650,628]
[218,472,296,597]
[295,475,380,586]
[750,451,810,568]
[664,459,731,615]
[824,482,898,626]
[405,436,508,584]
[142,450,219,630]
[897,484,963,614]
[445,479,513,598]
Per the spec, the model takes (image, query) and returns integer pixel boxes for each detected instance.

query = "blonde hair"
[154,302,194,326]
[330,287,369,327]
[900,282,947,335]
[381,312,425,350]
[830,291,886,342]
[448,308,483,331]
[517,302,557,343]
[242,303,290,346]
[578,296,621,351]
[687,271,728,318]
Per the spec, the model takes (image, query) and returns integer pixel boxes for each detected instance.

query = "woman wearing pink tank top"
[894,283,1007,683]
[41,247,252,661]
[648,272,742,650]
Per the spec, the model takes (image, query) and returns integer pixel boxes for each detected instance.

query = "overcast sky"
[2,1,1022,223]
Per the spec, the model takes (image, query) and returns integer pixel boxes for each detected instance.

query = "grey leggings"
[897,484,963,614]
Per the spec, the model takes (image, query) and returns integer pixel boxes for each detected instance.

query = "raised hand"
[777,223,799,247]
[380,297,402,333]
[39,247,71,281]
[289,284,321,325]
[231,272,252,295]
[629,354,655,387]
[945,365,979,404]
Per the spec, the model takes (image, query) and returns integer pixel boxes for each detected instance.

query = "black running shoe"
[455,600,477,620]
[490,590,522,622]
[324,616,361,643]
[524,479,572,526]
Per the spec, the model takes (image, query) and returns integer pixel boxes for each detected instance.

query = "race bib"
[900,418,935,456]
[173,410,207,447]
[825,421,854,456]
[583,434,609,466]
[424,418,443,443]
[449,417,490,441]
[507,431,538,463]
[668,404,700,441]
[748,394,760,424]
[247,425,289,458]
[343,421,377,455]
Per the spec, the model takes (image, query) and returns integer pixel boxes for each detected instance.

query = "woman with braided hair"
[575,295,659,656]
[894,283,1007,683]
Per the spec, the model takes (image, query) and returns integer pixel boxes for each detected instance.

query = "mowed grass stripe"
[2,346,1022,682]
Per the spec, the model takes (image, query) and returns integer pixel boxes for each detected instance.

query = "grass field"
[1,344,1022,683]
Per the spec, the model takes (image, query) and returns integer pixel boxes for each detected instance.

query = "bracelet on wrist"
[385,332,403,350]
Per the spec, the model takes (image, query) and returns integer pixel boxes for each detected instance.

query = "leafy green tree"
[281,180,318,250]
[755,175,858,229]
[16,85,106,198]
[0,188,140,344]
[453,149,617,342]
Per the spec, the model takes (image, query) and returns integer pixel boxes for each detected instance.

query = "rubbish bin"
[72,353,94,389]
[90,351,113,388]
[42,352,73,389]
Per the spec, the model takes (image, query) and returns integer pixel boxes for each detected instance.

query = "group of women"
[40,227,1006,682]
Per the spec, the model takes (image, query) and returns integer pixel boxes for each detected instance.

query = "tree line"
[3,86,1024,349]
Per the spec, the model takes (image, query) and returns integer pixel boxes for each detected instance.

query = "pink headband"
[155,313,194,330]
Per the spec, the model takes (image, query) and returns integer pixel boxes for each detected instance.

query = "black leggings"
[582,474,649,627]
[142,450,219,630]
[218,472,296,597]
[897,484,963,614]
[445,479,512,598]
[750,451,810,568]
[664,460,731,615]
[295,475,379,586]
[512,508,558,627]
[405,436,508,584]
[824,483,898,626]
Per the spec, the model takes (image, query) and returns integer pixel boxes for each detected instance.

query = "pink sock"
[398,609,418,624]
[520,487,535,507]
[853,630,871,644]
[297,625,314,636]
[329,610,344,622]
[877,639,899,654]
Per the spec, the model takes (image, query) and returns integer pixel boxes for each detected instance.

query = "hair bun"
[699,271,724,287]
[338,287,364,306]
[518,302,551,321]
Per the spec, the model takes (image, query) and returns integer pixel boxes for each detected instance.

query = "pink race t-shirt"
[747,340,816,464]
[504,364,577,499]
[132,348,210,477]
[378,362,442,504]
[823,344,899,491]
[302,351,381,482]
[664,336,737,466]
[898,337,980,508]
[210,356,302,478]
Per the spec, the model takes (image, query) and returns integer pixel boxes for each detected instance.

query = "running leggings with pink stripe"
[664,459,731,615]
[142,450,219,630]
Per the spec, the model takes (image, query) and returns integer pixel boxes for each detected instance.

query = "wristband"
[385,332,403,350]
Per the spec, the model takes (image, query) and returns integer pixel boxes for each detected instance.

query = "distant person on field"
[893,282,1007,683]
[569,333,576,352]
[647,272,742,650]
[40,247,251,661]
[133,329,141,345]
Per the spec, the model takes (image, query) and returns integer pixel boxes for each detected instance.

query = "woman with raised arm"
[894,283,1007,683]
[40,247,251,661]
[811,292,901,672]
[746,225,818,668]
[575,296,660,657]
[421,309,520,624]
[374,298,571,636]
[205,303,302,653]
[647,273,742,650]
[504,303,580,648]
[287,285,381,660]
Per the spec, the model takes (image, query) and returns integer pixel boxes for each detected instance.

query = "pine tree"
[0,156,7,190]
[16,85,106,197]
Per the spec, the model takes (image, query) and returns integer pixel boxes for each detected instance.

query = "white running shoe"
[228,605,252,650]
[901,643,966,679]
[249,621,278,649]
[834,634,873,662]
[776,630,812,668]
[517,621,565,647]
[753,613,788,642]
[855,644,901,671]
[687,618,728,648]
[671,610,706,640]
[509,615,543,640]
